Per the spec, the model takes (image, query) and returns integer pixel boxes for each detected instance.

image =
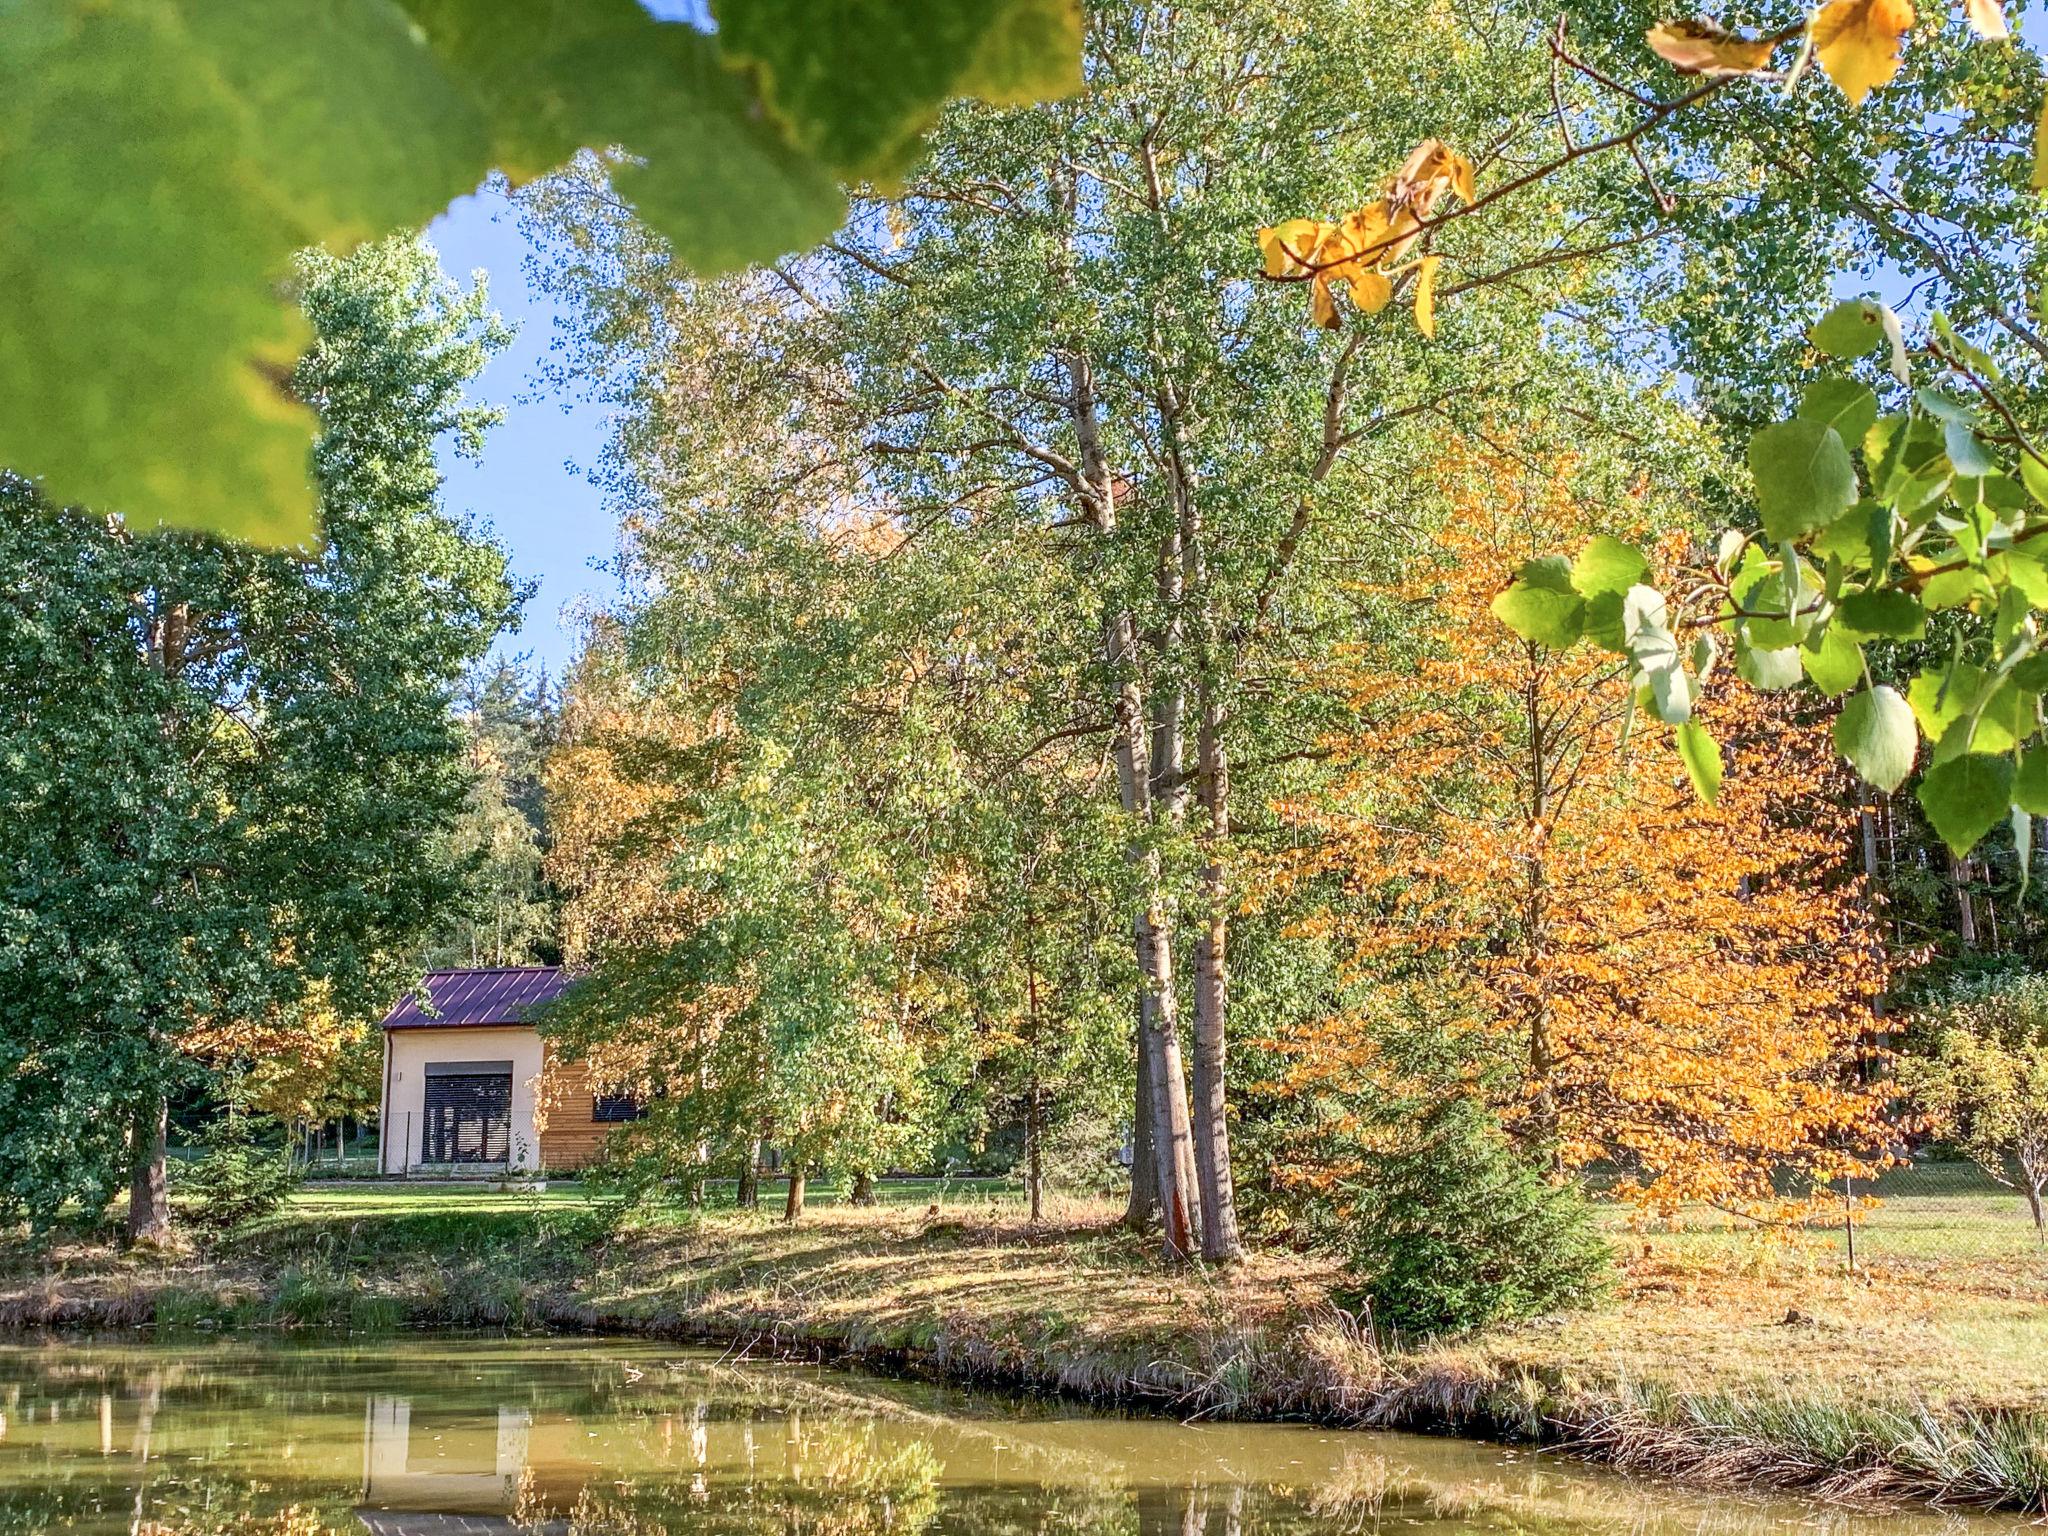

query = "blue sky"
[427,189,615,681]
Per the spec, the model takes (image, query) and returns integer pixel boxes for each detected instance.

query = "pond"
[0,1336,2018,1534]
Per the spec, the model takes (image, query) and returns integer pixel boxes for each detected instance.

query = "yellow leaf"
[2035,97,2048,189]
[1258,218,1324,279]
[1311,274,1341,329]
[1449,153,1476,207]
[1414,255,1442,338]
[1961,0,2008,38]
[1645,18,1777,73]
[1347,269,1393,314]
[1810,0,1916,107]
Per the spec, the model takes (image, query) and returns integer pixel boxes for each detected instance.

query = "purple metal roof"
[380,967,572,1030]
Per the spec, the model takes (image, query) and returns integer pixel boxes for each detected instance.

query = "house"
[376,967,639,1176]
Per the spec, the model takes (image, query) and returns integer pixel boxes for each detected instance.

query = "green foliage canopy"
[0,236,521,1232]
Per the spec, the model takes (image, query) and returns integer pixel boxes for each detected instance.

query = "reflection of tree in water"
[512,1422,942,1535]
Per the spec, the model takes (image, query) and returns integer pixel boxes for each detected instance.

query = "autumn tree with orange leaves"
[1267,442,1890,1219]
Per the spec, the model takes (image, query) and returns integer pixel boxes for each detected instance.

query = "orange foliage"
[1268,441,1889,1218]
[537,635,741,1124]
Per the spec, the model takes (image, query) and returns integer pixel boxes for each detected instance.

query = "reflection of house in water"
[357,1395,558,1535]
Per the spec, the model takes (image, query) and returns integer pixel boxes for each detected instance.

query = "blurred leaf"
[1917,751,2014,855]
[0,0,1078,545]
[1810,299,1887,357]
[713,0,1081,182]
[1646,17,1776,73]
[1571,535,1650,597]
[1834,684,1916,792]
[1800,378,1880,444]
[1802,625,1865,696]
[1491,557,1585,649]
[1811,0,1915,107]
[1674,720,1723,803]
[1836,587,1926,638]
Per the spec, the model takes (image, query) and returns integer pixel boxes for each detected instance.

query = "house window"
[592,1092,647,1123]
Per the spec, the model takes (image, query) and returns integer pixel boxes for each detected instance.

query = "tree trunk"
[782,1164,806,1224]
[737,1139,761,1209]
[2026,1179,2044,1237]
[1137,910,1198,1261]
[850,1170,876,1206]
[1124,1003,1158,1228]
[1068,342,1196,1261]
[126,1092,170,1247]
[1951,851,1979,950]
[1191,688,1242,1262]
[1023,932,1046,1225]
[1026,1081,1044,1224]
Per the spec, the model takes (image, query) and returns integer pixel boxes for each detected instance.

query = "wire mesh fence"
[1819,1160,2046,1277]
[1593,1159,2048,1293]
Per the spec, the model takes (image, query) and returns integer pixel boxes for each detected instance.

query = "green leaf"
[1922,568,1988,611]
[1801,625,1864,697]
[715,0,1082,182]
[1571,535,1650,598]
[1915,388,1974,424]
[1944,419,1997,478]
[1908,665,1979,743]
[1799,377,1879,444]
[1810,298,1886,357]
[2016,807,2034,897]
[1835,587,1926,639]
[1736,640,1804,690]
[1491,557,1585,650]
[2018,450,2048,508]
[1674,721,1723,804]
[1583,590,1627,653]
[1749,419,1858,543]
[1996,549,2048,607]
[0,0,1076,545]
[2014,748,2048,815]
[1917,752,2016,856]
[1833,684,1917,793]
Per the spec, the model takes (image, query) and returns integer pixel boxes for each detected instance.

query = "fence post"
[1844,1174,1858,1272]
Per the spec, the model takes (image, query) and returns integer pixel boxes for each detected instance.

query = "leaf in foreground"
[1645,18,1776,73]
[1674,720,1723,803]
[1833,684,1916,792]
[1810,0,1917,106]
[1917,751,2014,855]
[1749,418,1858,542]
[0,0,1077,546]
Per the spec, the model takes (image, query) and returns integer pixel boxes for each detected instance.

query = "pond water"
[0,1336,2020,1535]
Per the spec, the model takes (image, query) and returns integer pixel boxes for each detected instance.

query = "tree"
[1265,440,1890,1217]
[524,0,1691,1261]
[425,659,559,967]
[1906,969,2048,1233]
[0,235,522,1242]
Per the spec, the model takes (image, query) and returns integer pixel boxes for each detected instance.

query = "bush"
[180,1116,301,1233]
[1334,1098,1610,1339]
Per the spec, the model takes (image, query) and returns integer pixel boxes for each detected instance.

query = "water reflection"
[0,1338,2013,1535]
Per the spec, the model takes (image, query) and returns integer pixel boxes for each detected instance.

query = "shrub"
[1902,968,2048,1236]
[1333,1097,1611,1340]
[180,1115,301,1233]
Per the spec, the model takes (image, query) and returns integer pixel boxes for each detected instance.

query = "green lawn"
[281,1173,1021,1219]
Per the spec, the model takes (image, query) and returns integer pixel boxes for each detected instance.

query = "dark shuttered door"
[423,1061,513,1164]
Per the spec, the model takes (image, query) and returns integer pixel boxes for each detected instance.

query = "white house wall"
[379,1025,544,1174]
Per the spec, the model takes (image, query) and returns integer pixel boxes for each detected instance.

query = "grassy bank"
[4,1183,2046,1511]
